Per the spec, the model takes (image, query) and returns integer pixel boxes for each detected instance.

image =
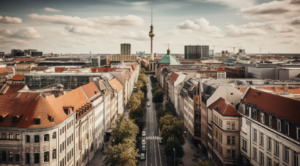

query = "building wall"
[120,44,131,55]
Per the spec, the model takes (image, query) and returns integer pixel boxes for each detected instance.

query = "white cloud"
[205,0,255,8]
[122,31,148,41]
[240,0,300,19]
[166,29,193,35]
[274,33,299,38]
[240,20,298,33]
[226,24,267,36]
[177,18,220,33]
[0,29,13,36]
[209,33,224,38]
[198,37,212,42]
[0,15,22,24]
[65,26,113,36]
[290,16,300,25]
[28,14,144,27]
[268,24,297,33]
[14,27,43,39]
[44,7,61,12]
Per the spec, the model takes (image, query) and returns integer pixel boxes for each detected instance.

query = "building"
[238,88,300,166]
[111,54,137,61]
[24,49,37,56]
[184,45,209,59]
[208,97,241,166]
[225,66,245,78]
[136,51,145,57]
[120,43,131,55]
[31,52,43,56]
[11,49,23,57]
[43,56,105,67]
[12,75,25,84]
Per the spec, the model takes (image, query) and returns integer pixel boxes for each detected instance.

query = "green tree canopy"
[152,89,164,103]
[160,114,185,145]
[163,137,185,158]
[104,143,140,166]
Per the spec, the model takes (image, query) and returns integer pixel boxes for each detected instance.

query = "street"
[139,75,169,166]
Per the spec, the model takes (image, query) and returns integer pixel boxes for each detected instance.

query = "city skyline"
[0,0,299,54]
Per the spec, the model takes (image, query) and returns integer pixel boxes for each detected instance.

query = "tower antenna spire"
[151,6,153,26]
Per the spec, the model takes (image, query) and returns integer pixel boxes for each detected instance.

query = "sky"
[0,0,299,54]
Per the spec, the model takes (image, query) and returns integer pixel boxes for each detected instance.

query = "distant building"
[24,49,37,56]
[209,50,214,57]
[225,66,245,78]
[31,51,43,56]
[111,55,137,61]
[120,43,131,55]
[238,49,246,55]
[136,51,145,57]
[184,45,209,59]
[11,49,23,56]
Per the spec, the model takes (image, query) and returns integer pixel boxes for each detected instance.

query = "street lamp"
[112,139,115,146]
[173,148,175,166]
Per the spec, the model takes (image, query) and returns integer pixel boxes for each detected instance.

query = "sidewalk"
[182,134,208,166]
[89,139,111,166]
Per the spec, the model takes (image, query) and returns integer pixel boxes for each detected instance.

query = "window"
[9,151,13,161]
[34,118,40,125]
[2,151,6,161]
[44,134,49,141]
[44,152,49,162]
[254,129,257,142]
[278,120,281,131]
[16,134,20,140]
[216,130,218,139]
[26,135,30,143]
[284,146,289,163]
[260,132,264,147]
[220,133,222,143]
[274,162,279,166]
[252,108,257,120]
[26,153,30,164]
[294,151,298,166]
[275,141,279,157]
[227,122,230,129]
[232,150,235,158]
[34,153,40,163]
[227,136,231,145]
[285,122,289,135]
[53,132,56,139]
[216,142,218,150]
[242,138,247,152]
[261,113,265,123]
[53,149,56,159]
[232,122,235,130]
[268,137,272,151]
[15,154,19,163]
[260,151,264,166]
[34,135,39,143]
[254,147,257,161]
[269,116,273,128]
[227,150,230,158]
[2,134,6,140]
[9,134,13,140]
[297,128,300,140]
[268,157,272,166]
[232,136,235,145]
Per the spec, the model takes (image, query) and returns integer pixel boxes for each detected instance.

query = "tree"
[104,143,140,166]
[160,114,185,145]
[193,160,214,166]
[152,89,164,103]
[232,154,251,166]
[163,137,185,158]
[112,115,139,146]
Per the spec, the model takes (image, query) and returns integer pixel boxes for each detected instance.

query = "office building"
[31,51,43,56]
[136,51,145,57]
[120,43,131,55]
[184,45,209,59]
[11,49,23,57]
[24,49,37,56]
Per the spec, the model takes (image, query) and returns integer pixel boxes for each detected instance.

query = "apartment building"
[238,88,300,166]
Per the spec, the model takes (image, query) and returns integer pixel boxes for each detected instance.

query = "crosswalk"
[138,136,161,140]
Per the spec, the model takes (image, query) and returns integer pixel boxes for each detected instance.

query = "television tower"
[149,6,155,60]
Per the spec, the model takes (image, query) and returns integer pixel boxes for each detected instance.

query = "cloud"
[291,17,300,25]
[226,24,267,36]
[0,29,13,36]
[291,0,300,5]
[274,33,298,38]
[65,26,112,36]
[0,15,22,24]
[0,36,27,46]
[166,29,193,35]
[122,31,148,41]
[28,14,144,27]
[198,37,212,42]
[268,24,297,33]
[205,0,255,8]
[177,18,220,33]
[13,27,43,39]
[44,7,61,12]
[240,20,298,33]
[209,33,224,38]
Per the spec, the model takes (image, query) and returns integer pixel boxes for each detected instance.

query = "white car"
[147,103,150,107]
[141,139,146,146]
[142,131,146,137]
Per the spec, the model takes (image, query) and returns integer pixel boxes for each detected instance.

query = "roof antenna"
[151,6,153,26]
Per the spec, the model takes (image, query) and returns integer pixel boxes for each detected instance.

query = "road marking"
[158,138,162,166]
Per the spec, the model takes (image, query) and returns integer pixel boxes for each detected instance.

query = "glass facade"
[248,67,262,78]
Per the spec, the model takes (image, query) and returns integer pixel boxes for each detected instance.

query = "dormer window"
[50,116,54,122]
[63,107,70,115]
[260,113,265,124]
[13,116,19,123]
[297,127,300,140]
[0,116,3,122]
[277,119,281,131]
[284,121,289,135]
[269,115,273,128]
[34,118,41,125]
[251,108,257,120]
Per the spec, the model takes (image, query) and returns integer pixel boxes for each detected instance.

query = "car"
[140,153,146,161]
[141,145,146,152]
[147,103,150,107]
[159,138,163,144]
[176,158,183,166]
[141,139,146,146]
[142,131,146,137]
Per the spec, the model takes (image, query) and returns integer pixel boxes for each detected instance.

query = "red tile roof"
[90,68,119,73]
[81,82,100,99]
[108,78,124,92]
[55,67,67,73]
[0,68,9,74]
[237,86,300,94]
[180,62,197,64]
[13,75,24,81]
[241,88,300,123]
[209,97,240,116]
[170,73,179,83]
[13,58,37,62]
[121,71,130,81]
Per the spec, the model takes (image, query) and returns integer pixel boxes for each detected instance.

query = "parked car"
[159,138,163,144]
[147,103,150,107]
[141,139,146,146]
[140,153,146,161]
[142,131,146,137]
[176,158,183,166]
[141,145,146,152]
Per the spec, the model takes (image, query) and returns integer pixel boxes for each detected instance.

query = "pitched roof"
[241,88,300,123]
[81,82,100,99]
[13,75,24,81]
[237,86,300,94]
[121,71,130,81]
[170,72,179,83]
[13,58,37,62]
[55,67,67,73]
[209,97,240,116]
[0,68,9,74]
[108,78,124,92]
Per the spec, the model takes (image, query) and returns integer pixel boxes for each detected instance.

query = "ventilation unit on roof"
[256,91,261,96]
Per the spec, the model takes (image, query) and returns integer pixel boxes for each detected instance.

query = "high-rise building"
[149,6,155,60]
[120,43,131,55]
[24,49,37,56]
[184,45,209,59]
[11,49,22,56]
[136,51,145,57]
[31,51,43,56]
